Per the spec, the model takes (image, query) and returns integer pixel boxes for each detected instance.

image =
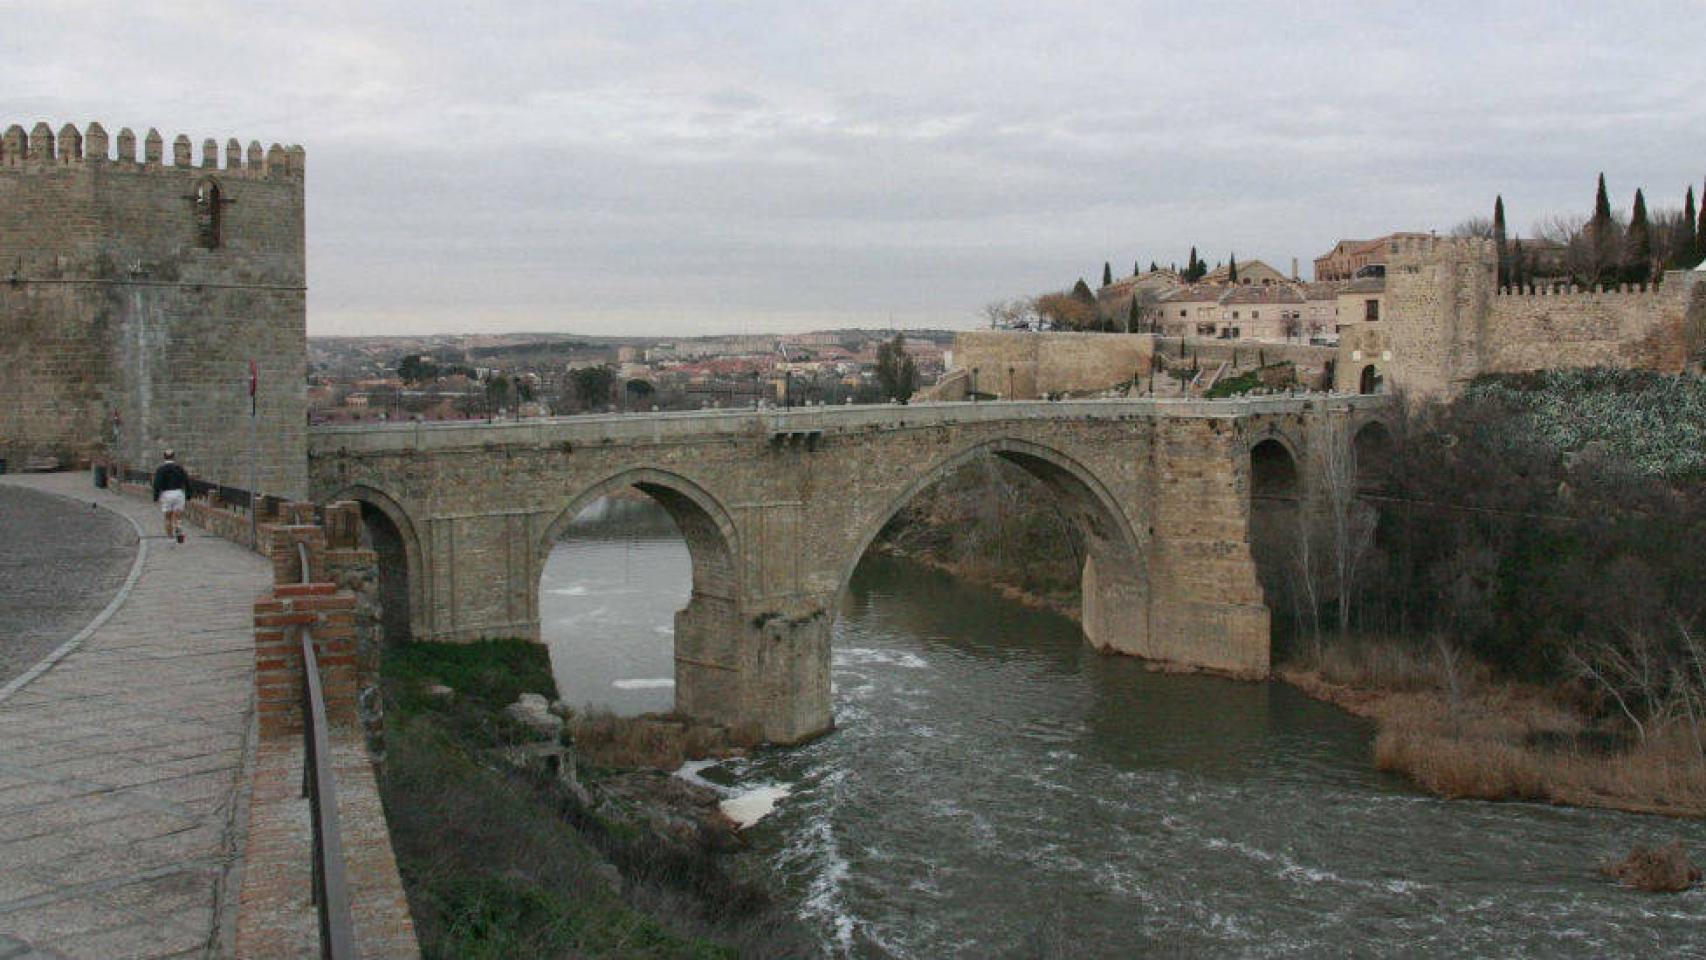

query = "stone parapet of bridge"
[309,395,1390,744]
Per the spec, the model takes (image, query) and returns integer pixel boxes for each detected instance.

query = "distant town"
[308,328,954,423]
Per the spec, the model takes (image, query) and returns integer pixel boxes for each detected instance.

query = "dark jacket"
[152,461,190,499]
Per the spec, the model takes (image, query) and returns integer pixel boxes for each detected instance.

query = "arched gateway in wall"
[309,397,1388,743]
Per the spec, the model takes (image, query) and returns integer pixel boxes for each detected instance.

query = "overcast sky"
[5,1,1703,336]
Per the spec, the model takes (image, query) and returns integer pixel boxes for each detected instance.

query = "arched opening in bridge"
[339,488,422,647]
[1359,364,1384,395]
[1247,437,1303,650]
[841,441,1148,688]
[359,503,411,644]
[1353,421,1394,495]
[538,474,737,718]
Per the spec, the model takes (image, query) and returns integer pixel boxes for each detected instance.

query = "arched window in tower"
[194,179,222,249]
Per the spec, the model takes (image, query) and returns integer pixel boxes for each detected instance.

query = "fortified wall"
[0,121,307,497]
[1339,236,1705,397]
[945,331,1153,399]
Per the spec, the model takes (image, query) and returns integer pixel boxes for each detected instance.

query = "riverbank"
[1280,638,1706,820]
[376,639,812,958]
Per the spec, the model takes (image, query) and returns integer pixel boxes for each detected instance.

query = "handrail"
[295,538,355,959]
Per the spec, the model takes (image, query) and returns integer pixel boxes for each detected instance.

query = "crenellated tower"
[0,120,307,497]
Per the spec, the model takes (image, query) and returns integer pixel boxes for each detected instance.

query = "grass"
[568,709,758,771]
[1282,636,1706,818]
[379,639,813,958]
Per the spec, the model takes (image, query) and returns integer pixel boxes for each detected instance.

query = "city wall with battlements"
[0,120,307,497]
[1338,235,1705,396]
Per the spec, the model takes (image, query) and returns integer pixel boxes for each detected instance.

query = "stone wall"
[949,331,1153,398]
[0,121,307,497]
[1339,235,1705,396]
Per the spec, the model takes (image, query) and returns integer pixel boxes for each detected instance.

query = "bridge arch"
[836,436,1149,656]
[329,483,426,644]
[1352,419,1395,494]
[537,467,740,601]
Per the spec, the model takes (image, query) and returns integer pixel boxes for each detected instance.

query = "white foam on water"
[612,678,674,690]
[653,624,674,636]
[833,648,928,669]
[548,584,591,596]
[720,784,792,829]
[674,758,728,794]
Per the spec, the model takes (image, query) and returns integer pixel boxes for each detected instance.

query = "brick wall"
[0,121,307,497]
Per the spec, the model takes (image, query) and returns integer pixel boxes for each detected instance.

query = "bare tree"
[1451,216,1493,239]
[1312,413,1377,639]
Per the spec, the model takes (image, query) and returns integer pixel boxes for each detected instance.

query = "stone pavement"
[0,485,136,686]
[0,474,266,959]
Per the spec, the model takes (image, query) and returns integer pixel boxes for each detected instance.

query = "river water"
[542,498,1706,958]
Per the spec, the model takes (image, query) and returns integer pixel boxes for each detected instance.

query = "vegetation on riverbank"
[1281,637,1706,818]
[377,639,811,958]
[872,453,1083,618]
[1262,371,1706,819]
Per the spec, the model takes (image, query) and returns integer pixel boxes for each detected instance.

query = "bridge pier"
[673,593,834,745]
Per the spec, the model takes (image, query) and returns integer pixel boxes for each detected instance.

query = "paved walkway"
[0,485,136,686]
[0,474,267,959]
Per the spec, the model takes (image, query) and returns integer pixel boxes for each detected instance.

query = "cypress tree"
[1589,173,1618,284]
[1133,260,1142,277]
[1492,195,1509,287]
[1626,188,1651,283]
[1127,296,1140,332]
[1227,254,1239,284]
[1682,186,1698,267]
[1103,262,1113,287]
[1511,237,1526,288]
[1150,261,1159,273]
[1698,178,1706,264]
[1187,246,1200,282]
[1072,277,1095,304]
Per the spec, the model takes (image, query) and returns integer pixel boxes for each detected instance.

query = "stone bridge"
[307,395,1392,743]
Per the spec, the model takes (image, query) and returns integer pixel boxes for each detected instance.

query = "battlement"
[1382,234,1494,271]
[1495,281,1667,299]
[0,120,303,179]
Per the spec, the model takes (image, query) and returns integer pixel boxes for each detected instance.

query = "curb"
[0,483,150,704]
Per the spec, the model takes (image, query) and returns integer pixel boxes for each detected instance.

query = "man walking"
[151,449,190,544]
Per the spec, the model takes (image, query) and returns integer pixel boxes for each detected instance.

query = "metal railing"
[296,541,355,959]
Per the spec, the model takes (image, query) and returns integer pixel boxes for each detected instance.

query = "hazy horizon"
[6,1,1703,337]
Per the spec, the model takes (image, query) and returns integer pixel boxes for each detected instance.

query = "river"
[542,497,1706,958]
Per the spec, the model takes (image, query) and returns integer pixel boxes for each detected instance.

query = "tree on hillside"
[1133,260,1141,277]
[1510,237,1527,288]
[1679,186,1699,268]
[875,333,919,401]
[1228,254,1239,284]
[1625,189,1652,283]
[569,364,617,410]
[1698,179,1706,264]
[1493,195,1509,287]
[1071,278,1096,304]
[1035,291,1099,331]
[1589,173,1622,285]
[1127,296,1141,333]
[484,374,514,415]
[1150,260,1159,273]
[398,355,437,384]
[1102,262,1113,287]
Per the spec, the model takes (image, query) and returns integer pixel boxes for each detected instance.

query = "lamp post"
[1007,365,1014,400]
[971,366,979,402]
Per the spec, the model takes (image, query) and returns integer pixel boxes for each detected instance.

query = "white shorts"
[160,489,186,514]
